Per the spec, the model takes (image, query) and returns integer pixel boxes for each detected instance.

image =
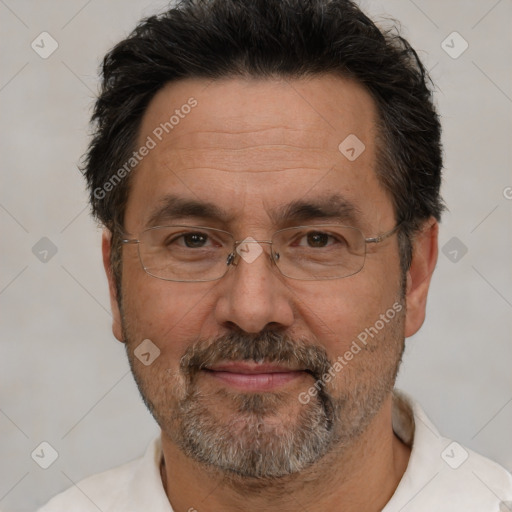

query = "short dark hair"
[83,0,443,285]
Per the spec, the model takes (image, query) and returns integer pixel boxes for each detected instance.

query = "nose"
[213,242,295,333]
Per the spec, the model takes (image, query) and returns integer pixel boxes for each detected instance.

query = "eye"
[182,232,210,248]
[305,232,330,248]
[296,231,343,248]
[166,232,215,248]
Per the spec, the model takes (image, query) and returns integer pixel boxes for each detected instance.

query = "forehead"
[125,75,393,232]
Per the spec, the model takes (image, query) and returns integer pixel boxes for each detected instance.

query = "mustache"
[180,330,332,381]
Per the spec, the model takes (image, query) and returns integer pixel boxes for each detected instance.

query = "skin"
[102,75,438,512]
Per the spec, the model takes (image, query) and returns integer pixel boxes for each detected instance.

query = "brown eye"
[182,233,209,248]
[306,232,330,247]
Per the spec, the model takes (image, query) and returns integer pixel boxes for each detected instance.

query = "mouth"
[202,361,311,392]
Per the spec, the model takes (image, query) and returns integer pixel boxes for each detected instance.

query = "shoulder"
[36,458,141,512]
[36,437,169,512]
[387,391,512,511]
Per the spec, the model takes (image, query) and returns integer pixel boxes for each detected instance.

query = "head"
[85,0,442,480]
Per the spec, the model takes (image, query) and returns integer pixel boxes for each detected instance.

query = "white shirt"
[38,391,512,511]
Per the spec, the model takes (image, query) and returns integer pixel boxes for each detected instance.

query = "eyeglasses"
[121,223,401,282]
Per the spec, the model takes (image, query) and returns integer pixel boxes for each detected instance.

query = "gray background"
[0,0,511,510]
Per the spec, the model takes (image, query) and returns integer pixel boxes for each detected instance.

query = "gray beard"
[172,382,338,478]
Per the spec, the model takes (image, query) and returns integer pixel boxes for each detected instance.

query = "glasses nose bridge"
[233,238,273,246]
[229,238,278,268]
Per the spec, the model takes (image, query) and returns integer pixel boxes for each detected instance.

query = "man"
[39,0,512,510]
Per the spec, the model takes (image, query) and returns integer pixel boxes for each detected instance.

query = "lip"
[202,361,308,391]
[206,361,304,374]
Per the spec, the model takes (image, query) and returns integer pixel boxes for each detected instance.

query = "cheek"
[120,258,216,362]
[293,263,400,355]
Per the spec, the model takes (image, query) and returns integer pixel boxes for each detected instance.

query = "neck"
[160,394,410,512]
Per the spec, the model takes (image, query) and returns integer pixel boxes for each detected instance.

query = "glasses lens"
[138,226,234,282]
[272,225,366,280]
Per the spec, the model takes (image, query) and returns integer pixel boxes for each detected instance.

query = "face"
[105,75,424,479]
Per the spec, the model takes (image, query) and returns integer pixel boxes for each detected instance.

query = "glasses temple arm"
[364,222,402,244]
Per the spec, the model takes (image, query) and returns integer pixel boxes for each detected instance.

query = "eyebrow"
[145,193,362,229]
[145,194,233,227]
[268,194,362,226]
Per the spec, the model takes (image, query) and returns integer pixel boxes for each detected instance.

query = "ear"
[102,229,124,343]
[404,219,438,338]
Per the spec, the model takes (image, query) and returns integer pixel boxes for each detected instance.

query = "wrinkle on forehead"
[165,126,334,152]
[149,123,344,176]
[136,75,378,160]
[161,148,333,175]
